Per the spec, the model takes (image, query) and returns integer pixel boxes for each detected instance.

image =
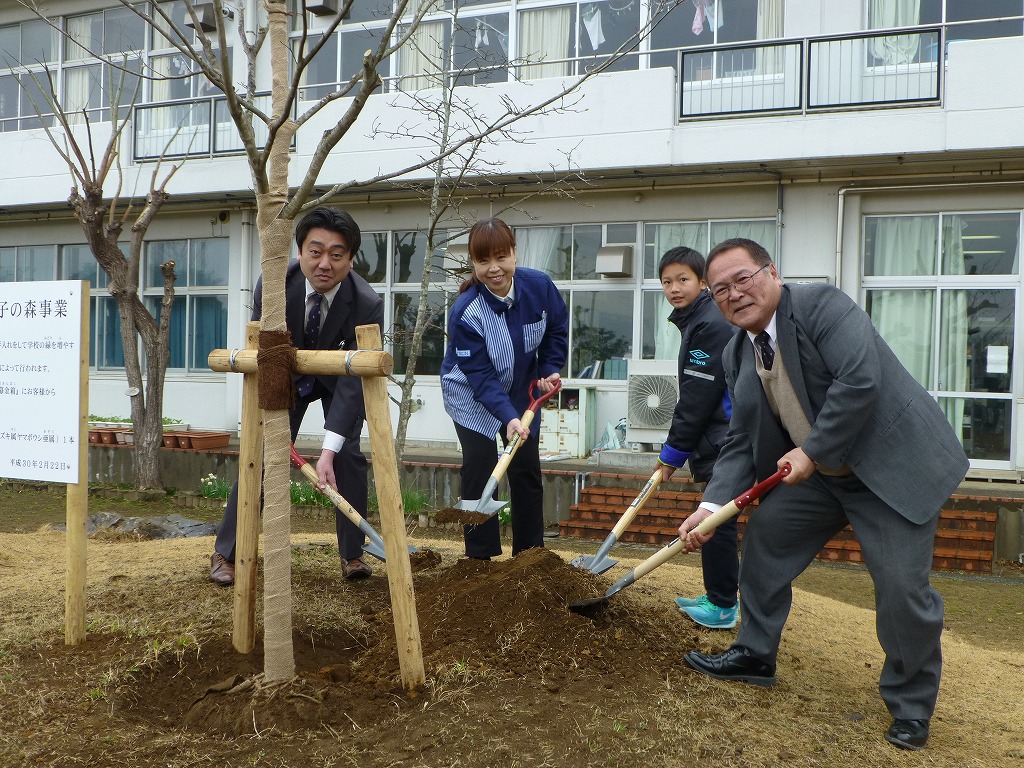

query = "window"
[650,0,785,78]
[297,26,387,99]
[640,218,774,359]
[863,211,1021,464]
[516,222,640,378]
[0,245,56,282]
[59,244,125,369]
[144,238,229,371]
[64,8,144,123]
[867,0,1023,47]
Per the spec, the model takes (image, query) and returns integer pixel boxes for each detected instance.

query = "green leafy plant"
[290,480,332,507]
[199,473,231,500]
[368,487,430,516]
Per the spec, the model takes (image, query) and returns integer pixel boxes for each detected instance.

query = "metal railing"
[132,93,275,160]
[679,26,944,119]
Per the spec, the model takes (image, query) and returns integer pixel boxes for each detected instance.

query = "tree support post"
[356,324,426,691]
[233,321,264,653]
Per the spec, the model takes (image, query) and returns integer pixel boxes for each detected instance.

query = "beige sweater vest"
[756,348,851,476]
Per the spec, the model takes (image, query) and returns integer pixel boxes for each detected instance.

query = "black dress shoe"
[884,718,929,751]
[684,646,776,687]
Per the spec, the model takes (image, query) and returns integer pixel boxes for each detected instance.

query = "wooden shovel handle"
[630,464,791,583]
[611,469,662,539]
[289,445,364,529]
[488,379,563,484]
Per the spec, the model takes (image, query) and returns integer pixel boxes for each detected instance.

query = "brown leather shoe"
[341,557,372,580]
[209,553,235,586]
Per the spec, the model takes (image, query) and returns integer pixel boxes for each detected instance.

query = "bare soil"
[1,483,1023,767]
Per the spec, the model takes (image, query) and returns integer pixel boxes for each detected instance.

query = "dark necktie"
[755,330,774,370]
[296,294,324,398]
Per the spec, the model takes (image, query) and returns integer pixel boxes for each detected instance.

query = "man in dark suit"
[210,207,385,584]
[677,238,968,751]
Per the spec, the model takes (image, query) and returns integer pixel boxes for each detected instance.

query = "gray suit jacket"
[253,261,384,439]
[704,283,968,523]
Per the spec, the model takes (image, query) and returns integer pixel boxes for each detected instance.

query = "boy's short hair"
[659,246,706,280]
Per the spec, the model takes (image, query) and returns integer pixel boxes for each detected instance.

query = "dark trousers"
[214,385,368,563]
[699,490,739,609]
[454,422,545,559]
[736,472,943,719]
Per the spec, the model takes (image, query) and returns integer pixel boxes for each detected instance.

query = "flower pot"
[99,430,117,445]
[188,431,231,450]
[124,431,135,445]
[177,434,193,449]
[88,430,101,444]
[162,433,180,449]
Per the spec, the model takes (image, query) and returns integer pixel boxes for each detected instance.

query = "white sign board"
[0,280,85,483]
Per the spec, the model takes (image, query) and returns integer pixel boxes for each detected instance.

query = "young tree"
[14,33,183,491]
[91,0,679,680]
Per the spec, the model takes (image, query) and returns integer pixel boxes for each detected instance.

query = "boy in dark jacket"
[655,247,738,628]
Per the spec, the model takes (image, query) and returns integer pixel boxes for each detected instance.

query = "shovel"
[570,467,664,574]
[438,379,562,523]
[290,444,419,562]
[569,464,791,616]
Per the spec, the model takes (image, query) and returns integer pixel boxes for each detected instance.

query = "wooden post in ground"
[65,282,90,646]
[208,332,425,687]
[356,324,426,691]
[233,322,264,653]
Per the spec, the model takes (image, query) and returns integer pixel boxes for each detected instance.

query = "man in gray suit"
[677,238,968,751]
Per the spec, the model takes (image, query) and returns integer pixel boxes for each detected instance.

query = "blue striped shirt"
[441,267,569,438]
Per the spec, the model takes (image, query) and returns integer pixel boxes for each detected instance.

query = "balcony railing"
[133,93,275,161]
[679,27,944,119]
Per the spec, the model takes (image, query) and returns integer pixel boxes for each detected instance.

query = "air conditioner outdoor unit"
[625,358,678,447]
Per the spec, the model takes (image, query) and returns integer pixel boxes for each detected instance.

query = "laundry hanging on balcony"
[582,3,607,50]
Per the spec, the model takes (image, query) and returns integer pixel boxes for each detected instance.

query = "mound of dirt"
[175,548,694,738]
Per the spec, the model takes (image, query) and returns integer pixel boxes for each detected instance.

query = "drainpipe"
[775,180,784,270]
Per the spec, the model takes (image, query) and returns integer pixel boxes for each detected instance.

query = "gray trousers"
[735,472,943,720]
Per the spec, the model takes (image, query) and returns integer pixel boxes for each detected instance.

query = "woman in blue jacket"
[441,218,569,559]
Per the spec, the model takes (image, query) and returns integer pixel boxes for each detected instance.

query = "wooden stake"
[65,281,90,645]
[209,348,392,377]
[233,322,264,654]
[356,324,425,690]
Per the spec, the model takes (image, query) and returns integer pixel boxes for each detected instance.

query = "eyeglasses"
[710,264,771,302]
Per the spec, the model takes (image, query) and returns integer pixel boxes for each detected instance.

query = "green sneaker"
[673,594,705,609]
[676,594,738,630]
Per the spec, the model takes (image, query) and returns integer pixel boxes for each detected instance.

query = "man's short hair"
[706,238,772,278]
[294,206,361,256]
[658,246,706,279]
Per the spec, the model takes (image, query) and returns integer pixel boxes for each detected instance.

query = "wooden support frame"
[207,323,425,689]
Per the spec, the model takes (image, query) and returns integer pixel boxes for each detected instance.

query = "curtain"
[755,0,784,74]
[649,223,705,359]
[870,288,934,387]
[517,227,570,279]
[865,216,937,387]
[519,6,572,80]
[65,15,97,63]
[399,20,445,91]
[868,0,922,65]
[62,66,97,123]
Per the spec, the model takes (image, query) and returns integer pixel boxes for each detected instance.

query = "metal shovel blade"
[457,495,507,517]
[569,552,618,575]
[361,538,387,562]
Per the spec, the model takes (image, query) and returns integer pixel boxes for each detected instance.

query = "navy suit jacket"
[704,283,968,523]
[252,261,384,439]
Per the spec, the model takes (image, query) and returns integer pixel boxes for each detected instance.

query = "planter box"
[162,433,181,449]
[188,431,231,450]
[99,429,118,445]
[177,433,193,449]
[88,430,102,444]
